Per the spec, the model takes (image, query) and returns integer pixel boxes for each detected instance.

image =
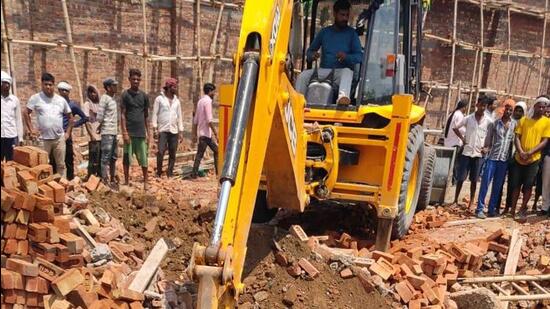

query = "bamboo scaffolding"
[444,0,459,125]
[196,0,203,87]
[506,7,511,93]
[207,2,225,82]
[468,49,480,113]
[142,0,149,93]
[459,274,550,283]
[421,81,537,100]
[60,0,84,105]
[537,0,548,94]
[458,0,546,18]
[474,0,485,105]
[1,0,15,95]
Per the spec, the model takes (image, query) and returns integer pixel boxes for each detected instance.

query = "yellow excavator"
[187,0,437,307]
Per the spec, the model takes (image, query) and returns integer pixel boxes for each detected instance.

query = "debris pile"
[0,146,183,308]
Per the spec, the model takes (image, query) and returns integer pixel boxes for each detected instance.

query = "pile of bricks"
[1,146,166,308]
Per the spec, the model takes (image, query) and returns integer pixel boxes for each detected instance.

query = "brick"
[95,227,120,243]
[42,223,60,243]
[4,238,18,255]
[14,210,30,225]
[372,250,395,263]
[46,181,65,203]
[488,241,509,254]
[1,188,15,211]
[53,216,71,233]
[84,175,101,192]
[340,268,354,279]
[129,301,144,309]
[289,225,309,242]
[448,244,468,263]
[407,274,427,289]
[4,223,17,238]
[30,242,57,262]
[25,292,42,306]
[58,254,85,269]
[3,207,17,223]
[13,147,39,167]
[297,258,320,278]
[400,264,415,277]
[31,207,55,223]
[14,224,28,240]
[421,254,446,266]
[486,228,504,241]
[16,170,38,194]
[1,269,24,290]
[66,285,99,309]
[369,259,393,280]
[59,233,85,254]
[16,240,29,256]
[407,246,423,260]
[35,257,65,281]
[12,190,36,211]
[112,288,145,302]
[24,147,49,165]
[6,258,39,276]
[38,184,55,200]
[3,289,17,304]
[51,268,85,296]
[25,276,49,294]
[27,223,48,242]
[421,283,441,305]
[29,164,53,183]
[395,281,414,303]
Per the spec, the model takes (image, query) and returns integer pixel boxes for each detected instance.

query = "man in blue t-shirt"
[297,0,363,105]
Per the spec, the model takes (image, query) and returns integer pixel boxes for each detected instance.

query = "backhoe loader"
[187,0,439,307]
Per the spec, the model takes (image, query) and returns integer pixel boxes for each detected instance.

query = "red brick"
[13,147,38,167]
[488,241,509,254]
[38,184,55,200]
[25,276,49,294]
[16,240,29,256]
[340,268,354,279]
[84,175,101,192]
[95,227,120,243]
[407,274,427,289]
[17,170,38,194]
[6,258,39,276]
[14,210,30,225]
[24,147,49,165]
[395,281,414,303]
[53,216,71,233]
[289,225,309,242]
[1,188,15,211]
[14,224,28,240]
[46,181,65,203]
[4,223,17,238]
[34,257,65,282]
[67,285,99,308]
[51,268,85,296]
[28,223,48,242]
[486,228,504,241]
[29,164,53,183]
[59,233,85,254]
[12,190,36,211]
[297,258,319,278]
[372,250,396,263]
[4,238,18,255]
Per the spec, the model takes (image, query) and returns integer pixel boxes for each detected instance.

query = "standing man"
[452,95,492,209]
[484,94,498,122]
[1,71,23,161]
[541,101,550,216]
[56,81,95,180]
[96,78,119,189]
[476,101,516,218]
[152,78,183,178]
[82,85,102,178]
[191,83,218,178]
[444,100,467,184]
[25,73,74,178]
[121,69,150,190]
[506,96,550,218]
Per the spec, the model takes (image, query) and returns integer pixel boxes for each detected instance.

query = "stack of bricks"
[1,146,149,308]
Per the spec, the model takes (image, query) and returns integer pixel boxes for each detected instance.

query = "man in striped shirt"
[96,78,119,188]
[476,100,516,218]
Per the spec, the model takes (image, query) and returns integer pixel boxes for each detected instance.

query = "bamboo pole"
[537,0,548,94]
[141,0,148,93]
[475,0,484,104]
[1,0,16,95]
[497,294,550,301]
[459,274,550,283]
[421,81,537,100]
[468,49,479,113]
[457,0,546,18]
[196,0,203,87]
[506,7,511,93]
[445,0,459,124]
[60,0,84,106]
[207,2,225,83]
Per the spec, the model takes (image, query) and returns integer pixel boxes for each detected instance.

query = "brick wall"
[1,0,241,124]
[1,0,548,131]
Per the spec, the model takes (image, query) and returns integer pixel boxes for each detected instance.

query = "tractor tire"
[416,145,436,211]
[252,190,278,223]
[392,125,425,239]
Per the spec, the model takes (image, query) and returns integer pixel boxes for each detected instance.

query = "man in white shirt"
[25,73,74,178]
[444,100,467,184]
[152,78,183,177]
[484,94,498,122]
[1,71,24,161]
[452,95,492,209]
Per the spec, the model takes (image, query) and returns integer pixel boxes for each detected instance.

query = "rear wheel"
[416,145,436,211]
[252,190,278,223]
[392,125,424,239]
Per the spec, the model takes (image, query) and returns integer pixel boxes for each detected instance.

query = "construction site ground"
[88,172,550,309]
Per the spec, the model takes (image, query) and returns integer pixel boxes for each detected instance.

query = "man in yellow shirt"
[505,96,550,218]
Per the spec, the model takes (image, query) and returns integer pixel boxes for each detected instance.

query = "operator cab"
[292,0,423,109]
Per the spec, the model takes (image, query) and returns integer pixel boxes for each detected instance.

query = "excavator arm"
[187,1,307,307]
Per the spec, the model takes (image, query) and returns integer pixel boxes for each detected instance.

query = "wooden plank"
[442,217,501,227]
[72,218,97,249]
[128,238,169,293]
[502,228,522,309]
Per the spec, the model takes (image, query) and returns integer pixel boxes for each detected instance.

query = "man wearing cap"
[506,95,550,218]
[25,73,74,178]
[152,78,183,178]
[475,100,516,218]
[56,81,95,180]
[1,71,23,161]
[96,78,119,188]
[120,68,150,191]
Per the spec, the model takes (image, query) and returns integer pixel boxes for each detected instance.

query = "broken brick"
[298,258,319,278]
[6,258,39,276]
[289,225,309,242]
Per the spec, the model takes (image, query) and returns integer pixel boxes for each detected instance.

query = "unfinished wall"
[1,0,548,131]
[1,0,241,117]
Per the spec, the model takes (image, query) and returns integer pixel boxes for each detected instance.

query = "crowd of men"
[1,69,218,191]
[444,94,550,219]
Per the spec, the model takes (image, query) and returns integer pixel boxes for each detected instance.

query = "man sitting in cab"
[297,0,363,106]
